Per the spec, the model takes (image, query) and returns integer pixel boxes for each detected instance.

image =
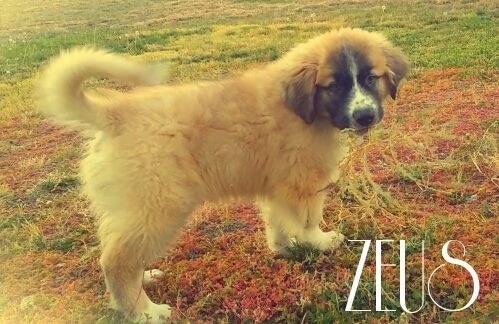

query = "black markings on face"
[316,45,384,130]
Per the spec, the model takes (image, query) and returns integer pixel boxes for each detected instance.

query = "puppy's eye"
[366,74,379,87]
[326,82,342,92]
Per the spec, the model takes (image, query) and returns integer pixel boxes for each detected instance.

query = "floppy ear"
[383,46,410,99]
[282,65,318,124]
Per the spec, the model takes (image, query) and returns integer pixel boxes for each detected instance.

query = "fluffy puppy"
[38,28,409,322]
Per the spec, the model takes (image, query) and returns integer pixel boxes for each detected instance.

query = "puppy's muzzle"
[353,108,376,128]
[351,104,382,131]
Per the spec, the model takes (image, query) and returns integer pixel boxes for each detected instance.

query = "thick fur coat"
[38,28,409,322]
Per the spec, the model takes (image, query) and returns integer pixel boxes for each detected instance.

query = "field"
[0,0,498,322]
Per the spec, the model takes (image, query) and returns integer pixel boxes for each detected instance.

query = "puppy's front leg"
[295,195,344,251]
[257,198,293,254]
[258,195,344,253]
[297,225,345,252]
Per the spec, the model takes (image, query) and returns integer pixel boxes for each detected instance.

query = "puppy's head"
[282,28,409,132]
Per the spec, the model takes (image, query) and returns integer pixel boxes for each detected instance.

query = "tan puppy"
[38,28,409,322]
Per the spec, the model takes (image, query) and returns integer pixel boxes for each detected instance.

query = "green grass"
[1,1,497,82]
[0,0,498,323]
[284,242,322,265]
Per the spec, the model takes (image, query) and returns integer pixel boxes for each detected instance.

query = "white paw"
[143,269,165,285]
[266,236,291,253]
[134,303,172,324]
[323,230,345,251]
[300,228,345,251]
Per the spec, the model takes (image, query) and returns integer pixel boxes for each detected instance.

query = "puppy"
[38,28,409,322]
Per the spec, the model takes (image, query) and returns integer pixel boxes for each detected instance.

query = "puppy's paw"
[134,303,171,324]
[301,229,345,252]
[322,230,345,251]
[143,269,165,285]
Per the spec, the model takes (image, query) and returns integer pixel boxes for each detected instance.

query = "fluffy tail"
[37,47,168,129]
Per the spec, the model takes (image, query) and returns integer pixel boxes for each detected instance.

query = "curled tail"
[37,47,168,129]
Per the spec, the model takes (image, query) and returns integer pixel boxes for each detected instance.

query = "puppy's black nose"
[353,108,375,127]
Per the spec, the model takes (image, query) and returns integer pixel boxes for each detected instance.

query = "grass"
[0,0,498,322]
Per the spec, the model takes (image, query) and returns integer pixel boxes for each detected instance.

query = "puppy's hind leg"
[98,206,193,323]
[143,269,166,285]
